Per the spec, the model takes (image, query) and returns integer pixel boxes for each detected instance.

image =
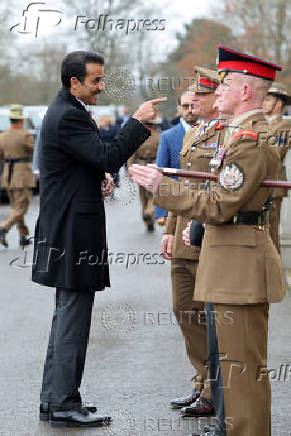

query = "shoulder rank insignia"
[219,163,244,191]
[233,130,258,140]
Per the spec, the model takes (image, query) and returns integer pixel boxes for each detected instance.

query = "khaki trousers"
[209,303,270,436]
[139,186,154,219]
[171,258,211,399]
[1,188,31,237]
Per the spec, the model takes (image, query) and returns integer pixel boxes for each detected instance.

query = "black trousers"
[206,302,226,435]
[40,287,95,411]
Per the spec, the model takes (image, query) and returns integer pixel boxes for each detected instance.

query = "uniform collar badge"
[215,121,224,130]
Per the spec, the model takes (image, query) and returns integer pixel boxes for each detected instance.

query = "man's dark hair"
[61,51,104,89]
[178,90,194,106]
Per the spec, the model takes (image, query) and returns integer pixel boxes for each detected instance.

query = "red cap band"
[219,61,278,80]
[199,78,218,89]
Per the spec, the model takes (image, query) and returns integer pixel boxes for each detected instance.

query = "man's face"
[180,93,196,124]
[192,91,217,119]
[263,94,280,116]
[72,63,105,105]
[124,106,130,116]
[215,72,242,119]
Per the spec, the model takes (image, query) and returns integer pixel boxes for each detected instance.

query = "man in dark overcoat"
[32,50,166,428]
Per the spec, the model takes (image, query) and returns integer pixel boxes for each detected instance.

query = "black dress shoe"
[181,397,215,417]
[0,228,8,248]
[50,409,111,428]
[19,236,32,248]
[39,401,97,421]
[170,389,201,409]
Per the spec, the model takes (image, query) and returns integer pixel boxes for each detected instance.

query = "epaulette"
[233,130,258,140]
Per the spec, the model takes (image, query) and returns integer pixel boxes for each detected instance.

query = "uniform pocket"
[208,225,256,247]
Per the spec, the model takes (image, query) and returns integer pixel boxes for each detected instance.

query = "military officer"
[263,83,291,252]
[129,47,285,436]
[0,105,35,248]
[128,117,160,231]
[166,67,225,418]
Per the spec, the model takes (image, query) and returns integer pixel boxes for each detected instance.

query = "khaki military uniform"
[267,115,291,252]
[166,121,226,399]
[0,128,35,237]
[154,111,285,436]
[128,130,160,223]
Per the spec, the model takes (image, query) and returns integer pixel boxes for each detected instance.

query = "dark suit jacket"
[32,87,150,291]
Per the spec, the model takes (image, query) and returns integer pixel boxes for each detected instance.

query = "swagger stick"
[158,167,291,189]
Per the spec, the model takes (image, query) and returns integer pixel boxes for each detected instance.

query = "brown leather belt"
[225,211,267,226]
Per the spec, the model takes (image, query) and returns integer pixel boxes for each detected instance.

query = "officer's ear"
[276,98,285,113]
[242,83,252,102]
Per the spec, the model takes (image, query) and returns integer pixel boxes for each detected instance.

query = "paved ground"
[0,171,290,436]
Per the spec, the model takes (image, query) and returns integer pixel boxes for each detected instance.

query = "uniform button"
[184,180,190,186]
[186,162,191,167]
[191,146,195,151]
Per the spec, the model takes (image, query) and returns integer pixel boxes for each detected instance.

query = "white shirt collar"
[180,118,192,132]
[75,96,89,112]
